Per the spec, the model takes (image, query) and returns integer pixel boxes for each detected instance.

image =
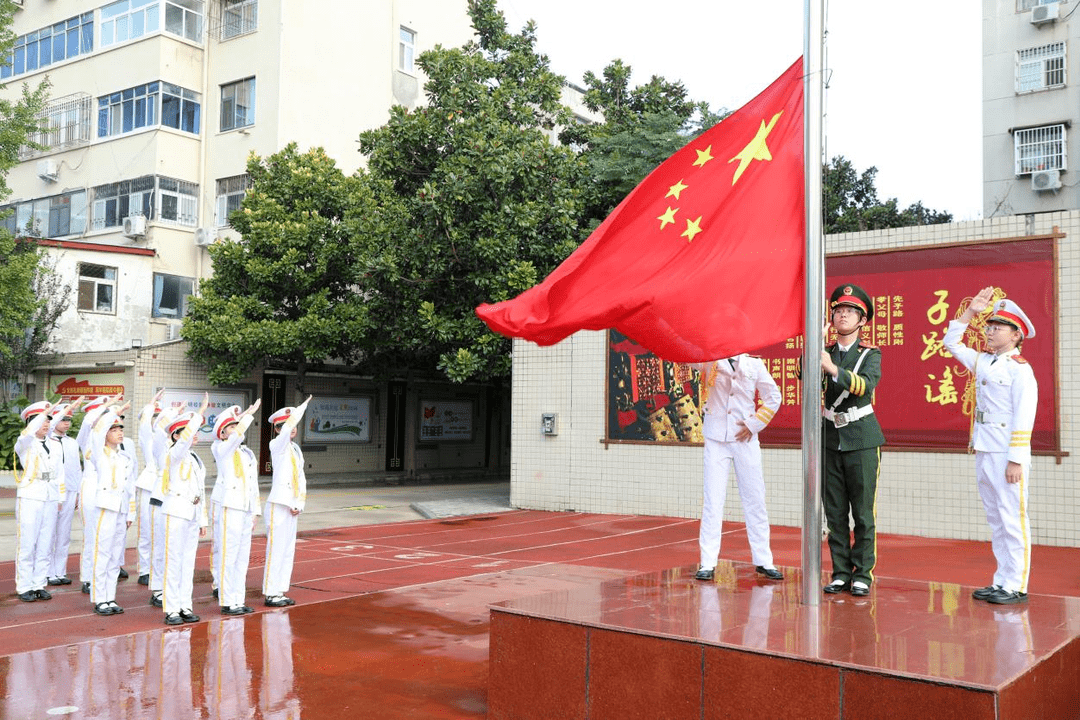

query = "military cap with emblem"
[20,400,52,423]
[987,298,1035,339]
[214,405,242,439]
[829,283,872,317]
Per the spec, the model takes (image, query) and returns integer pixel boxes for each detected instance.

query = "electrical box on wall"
[541,413,558,435]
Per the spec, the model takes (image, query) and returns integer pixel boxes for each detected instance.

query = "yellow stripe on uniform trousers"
[1019,468,1030,593]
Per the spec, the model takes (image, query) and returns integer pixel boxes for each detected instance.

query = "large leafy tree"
[824,155,952,233]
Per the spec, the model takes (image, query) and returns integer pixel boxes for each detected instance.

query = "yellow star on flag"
[657,206,679,230]
[728,111,783,185]
[692,146,714,168]
[681,216,703,242]
[666,180,688,200]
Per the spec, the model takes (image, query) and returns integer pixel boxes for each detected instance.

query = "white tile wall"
[511,214,1080,547]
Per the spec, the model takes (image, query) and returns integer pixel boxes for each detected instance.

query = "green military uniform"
[822,285,886,589]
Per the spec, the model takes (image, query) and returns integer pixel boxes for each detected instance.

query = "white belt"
[975,409,1010,426]
[823,405,874,428]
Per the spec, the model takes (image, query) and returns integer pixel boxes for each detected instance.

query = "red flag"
[476,58,805,362]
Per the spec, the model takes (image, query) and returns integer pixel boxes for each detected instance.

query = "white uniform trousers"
[215,505,255,608]
[49,491,78,580]
[976,451,1032,593]
[15,497,58,593]
[699,437,774,570]
[86,504,123,604]
[150,503,167,593]
[78,476,93,584]
[161,513,200,614]
[262,501,298,597]
[106,499,131,588]
[135,487,154,577]
[209,499,222,590]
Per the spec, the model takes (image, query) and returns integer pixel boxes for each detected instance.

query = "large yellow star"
[692,146,714,168]
[681,216,703,242]
[728,111,783,185]
[666,180,688,200]
[657,206,678,230]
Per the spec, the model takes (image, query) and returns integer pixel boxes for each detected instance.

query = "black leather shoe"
[81,582,90,594]
[94,602,117,616]
[137,574,149,586]
[986,588,1028,605]
[179,609,200,623]
[823,580,849,594]
[108,602,124,614]
[972,585,1000,601]
[164,613,183,626]
[18,591,36,602]
[850,582,870,597]
[265,595,291,607]
[694,568,715,581]
[212,588,219,599]
[34,589,52,600]
[755,566,783,581]
[221,605,247,615]
[118,567,129,579]
[47,577,64,586]
[55,576,72,585]
[150,593,163,608]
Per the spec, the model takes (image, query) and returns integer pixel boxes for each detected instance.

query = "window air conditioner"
[194,227,215,246]
[36,159,58,182]
[1031,3,1060,25]
[1031,169,1062,191]
[122,215,147,238]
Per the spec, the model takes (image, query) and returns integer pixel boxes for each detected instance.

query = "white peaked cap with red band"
[168,412,197,436]
[84,396,110,413]
[214,405,242,439]
[20,400,51,422]
[268,407,294,426]
[988,298,1036,339]
[49,403,72,419]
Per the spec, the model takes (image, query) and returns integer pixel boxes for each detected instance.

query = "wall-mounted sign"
[303,396,371,443]
[419,400,473,442]
[161,389,249,442]
[49,370,126,401]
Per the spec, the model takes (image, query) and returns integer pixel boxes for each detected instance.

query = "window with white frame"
[1018,0,1067,9]
[1,191,88,238]
[78,263,117,314]
[152,272,194,318]
[220,77,255,131]
[1014,124,1067,174]
[157,176,199,225]
[399,26,416,73]
[97,82,201,137]
[0,13,94,80]
[91,176,154,230]
[215,174,251,227]
[165,0,204,42]
[1017,43,1066,92]
[21,92,93,158]
[100,0,203,47]
[221,0,257,39]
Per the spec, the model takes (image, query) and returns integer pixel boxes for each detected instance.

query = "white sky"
[500,1,983,221]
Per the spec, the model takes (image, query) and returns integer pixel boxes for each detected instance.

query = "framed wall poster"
[49,369,127,400]
[419,399,473,442]
[160,389,249,442]
[303,396,371,443]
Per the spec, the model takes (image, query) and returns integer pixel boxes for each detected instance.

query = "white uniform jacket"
[134,403,159,493]
[161,413,208,526]
[943,319,1038,464]
[48,414,82,499]
[697,355,782,442]
[14,413,64,501]
[267,398,309,512]
[149,407,179,502]
[88,411,134,519]
[211,415,261,514]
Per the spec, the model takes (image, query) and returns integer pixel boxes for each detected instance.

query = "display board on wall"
[49,370,127,400]
[605,237,1060,453]
[419,400,473,442]
[161,389,249,442]
[303,396,371,443]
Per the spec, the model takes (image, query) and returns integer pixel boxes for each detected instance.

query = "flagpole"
[801,0,826,607]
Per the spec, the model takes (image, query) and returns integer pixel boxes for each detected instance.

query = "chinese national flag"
[476,57,805,362]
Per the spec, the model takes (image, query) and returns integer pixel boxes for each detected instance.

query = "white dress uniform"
[85,411,132,607]
[161,413,208,618]
[263,398,310,601]
[134,402,160,579]
[105,437,138,584]
[148,407,178,598]
[944,319,1038,594]
[697,355,782,572]
[13,407,64,596]
[77,401,111,586]
[47,409,82,583]
[211,411,261,610]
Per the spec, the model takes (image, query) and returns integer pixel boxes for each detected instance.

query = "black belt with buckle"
[149,498,163,507]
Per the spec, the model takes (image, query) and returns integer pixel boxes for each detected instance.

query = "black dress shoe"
[694,568,715,581]
[179,609,200,623]
[850,582,870,597]
[18,591,37,602]
[55,576,72,585]
[972,585,1000,601]
[118,567,129,579]
[137,574,149,586]
[81,582,90,594]
[221,605,246,615]
[755,566,783,581]
[108,602,124,614]
[265,595,291,607]
[34,589,52,600]
[986,588,1028,605]
[164,613,183,626]
[823,580,850,594]
[94,602,117,616]
[150,593,163,608]
[212,588,219,599]
[47,577,64,586]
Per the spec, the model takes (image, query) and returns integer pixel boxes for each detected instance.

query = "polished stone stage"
[489,562,1080,720]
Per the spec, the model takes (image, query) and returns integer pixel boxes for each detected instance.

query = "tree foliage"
[824,155,952,234]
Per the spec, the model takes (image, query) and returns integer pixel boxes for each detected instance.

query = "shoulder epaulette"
[1011,355,1029,364]
[859,342,879,350]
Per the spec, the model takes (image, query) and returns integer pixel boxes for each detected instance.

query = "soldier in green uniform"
[820,284,886,597]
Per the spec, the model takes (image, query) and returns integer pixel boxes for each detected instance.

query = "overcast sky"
[500,1,983,221]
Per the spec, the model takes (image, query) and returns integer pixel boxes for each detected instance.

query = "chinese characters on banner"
[605,238,1058,453]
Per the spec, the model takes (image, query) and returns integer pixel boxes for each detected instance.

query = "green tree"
[183,144,381,391]
[356,0,589,382]
[824,155,952,233]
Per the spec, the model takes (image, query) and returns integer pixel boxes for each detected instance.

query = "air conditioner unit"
[122,215,147,238]
[36,159,58,182]
[1032,168,1062,191]
[1031,2,1060,24]
[193,227,216,246]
